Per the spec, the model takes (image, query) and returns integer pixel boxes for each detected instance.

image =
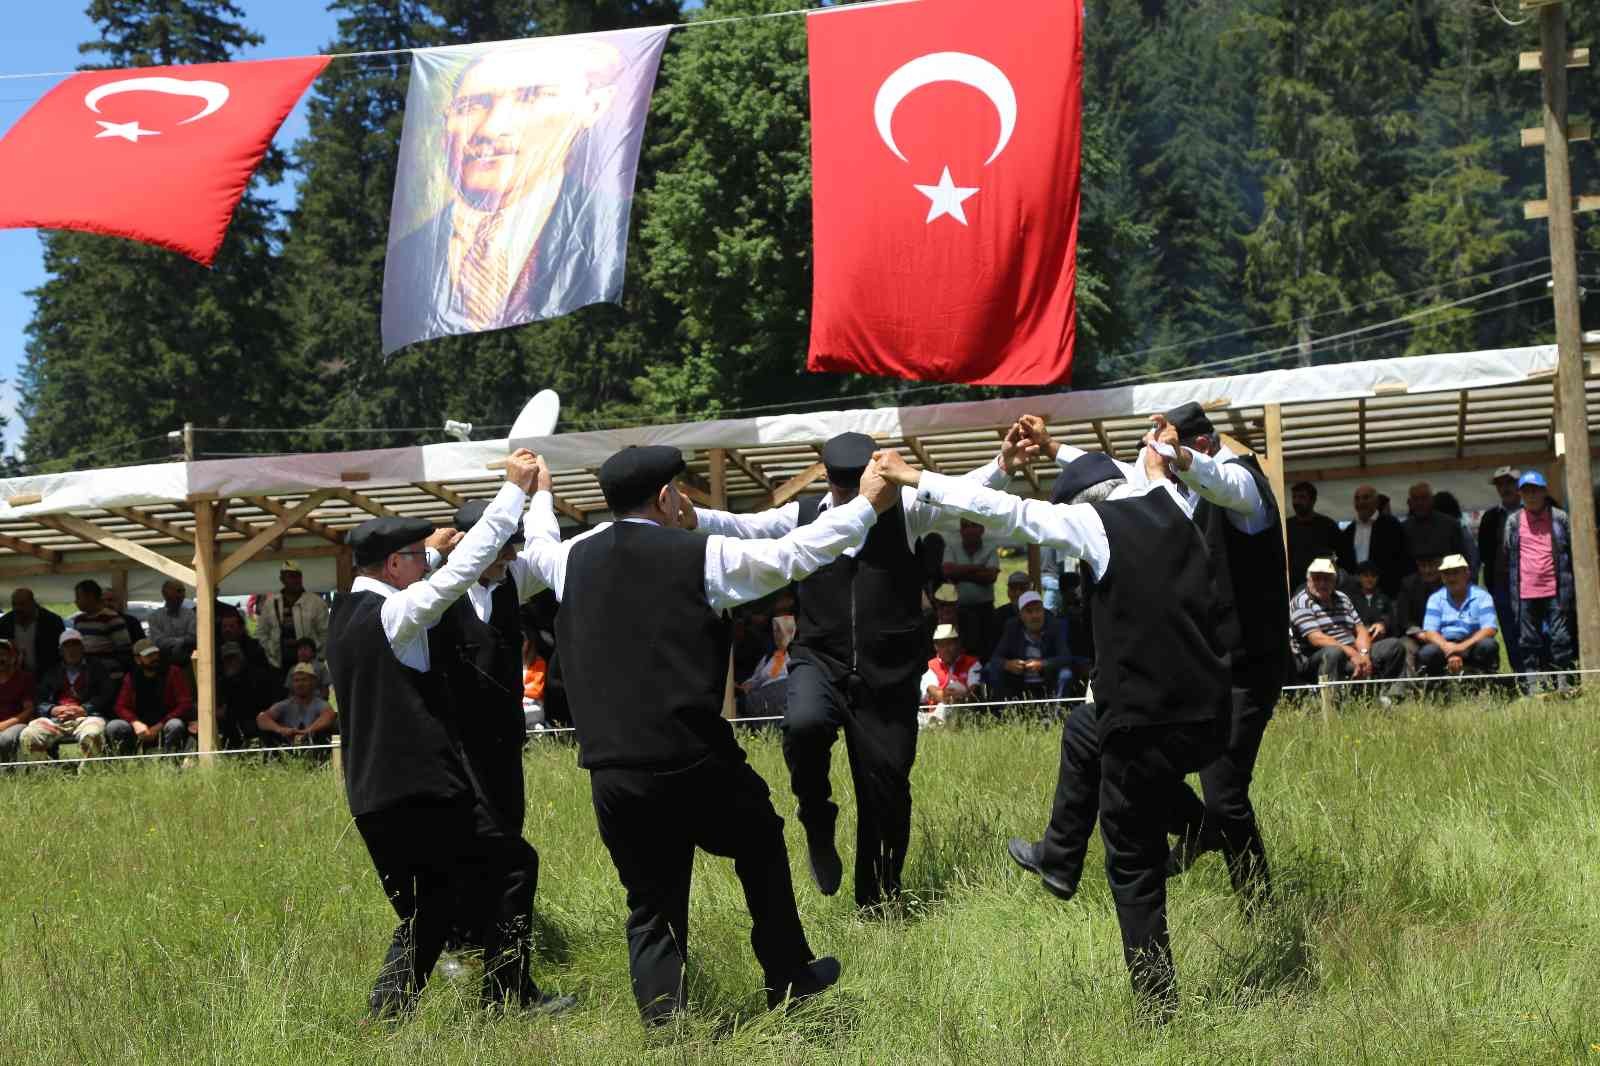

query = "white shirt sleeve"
[915,471,1114,579]
[500,489,563,603]
[693,502,800,540]
[1175,447,1274,534]
[379,481,528,653]
[703,496,879,613]
[904,457,1012,540]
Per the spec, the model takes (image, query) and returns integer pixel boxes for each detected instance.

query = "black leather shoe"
[1006,837,1077,901]
[522,988,578,1016]
[768,956,842,1010]
[805,823,843,897]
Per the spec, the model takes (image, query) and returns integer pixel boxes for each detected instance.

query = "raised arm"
[705,496,879,613]
[1171,447,1264,518]
[506,462,560,602]
[691,501,800,540]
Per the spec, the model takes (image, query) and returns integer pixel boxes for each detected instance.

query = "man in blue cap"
[516,444,900,1025]
[1501,470,1576,692]
[688,430,1029,911]
[874,443,1229,1018]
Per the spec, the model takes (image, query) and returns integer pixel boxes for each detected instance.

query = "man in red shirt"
[1502,471,1576,693]
[0,638,36,762]
[107,639,192,754]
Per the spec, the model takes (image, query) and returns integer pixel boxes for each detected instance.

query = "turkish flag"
[0,57,329,266]
[806,0,1082,385]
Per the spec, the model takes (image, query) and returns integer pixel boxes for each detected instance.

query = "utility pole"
[1524,1,1600,670]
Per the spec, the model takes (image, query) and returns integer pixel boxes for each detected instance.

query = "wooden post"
[335,544,354,594]
[1536,3,1600,671]
[192,500,219,764]
[723,647,739,721]
[182,422,196,464]
[1262,404,1289,554]
[109,569,128,608]
[708,448,728,510]
[1027,544,1042,589]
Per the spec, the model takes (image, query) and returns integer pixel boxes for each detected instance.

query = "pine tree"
[20,0,291,471]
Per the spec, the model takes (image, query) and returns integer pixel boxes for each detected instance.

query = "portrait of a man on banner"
[382,27,670,354]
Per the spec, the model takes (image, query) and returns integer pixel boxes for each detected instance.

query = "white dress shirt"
[1171,444,1275,535]
[1349,517,1374,564]
[519,492,880,613]
[913,472,1194,581]
[463,498,563,623]
[349,481,528,671]
[692,458,1010,554]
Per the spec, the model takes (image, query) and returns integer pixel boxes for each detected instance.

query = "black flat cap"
[1051,452,1123,505]
[349,515,436,567]
[1166,402,1215,441]
[453,499,524,544]
[599,445,686,514]
[821,432,875,484]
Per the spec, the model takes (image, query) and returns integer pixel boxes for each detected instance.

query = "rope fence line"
[1,668,1589,772]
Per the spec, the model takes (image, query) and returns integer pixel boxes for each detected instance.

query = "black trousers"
[590,754,812,1025]
[782,661,920,907]
[466,793,542,1006]
[1167,685,1276,910]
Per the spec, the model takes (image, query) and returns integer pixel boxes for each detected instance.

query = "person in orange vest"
[522,637,548,730]
[919,623,982,728]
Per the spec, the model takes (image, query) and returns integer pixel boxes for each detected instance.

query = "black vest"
[438,578,526,827]
[327,590,469,817]
[1189,453,1290,701]
[557,521,737,771]
[791,497,925,688]
[1089,490,1230,734]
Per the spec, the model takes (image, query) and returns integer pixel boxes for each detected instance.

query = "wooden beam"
[31,514,196,587]
[1262,404,1288,555]
[551,494,588,525]
[105,507,195,544]
[1519,46,1588,71]
[213,501,259,540]
[193,500,218,764]
[335,544,354,594]
[725,449,773,493]
[1455,391,1469,459]
[416,482,468,508]
[0,532,59,563]
[1092,420,1116,458]
[903,436,941,474]
[677,482,714,508]
[216,490,334,583]
[330,488,404,520]
[708,448,728,509]
[1522,121,1592,147]
[768,461,827,508]
[1026,544,1041,589]
[1523,194,1600,219]
[245,495,344,544]
[0,542,346,582]
[1284,447,1592,484]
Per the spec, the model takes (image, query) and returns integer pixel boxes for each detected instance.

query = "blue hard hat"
[1518,470,1548,490]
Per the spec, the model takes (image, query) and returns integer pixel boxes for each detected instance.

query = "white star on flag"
[913,166,979,225]
[94,119,160,142]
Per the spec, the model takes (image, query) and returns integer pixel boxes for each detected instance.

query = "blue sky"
[0,2,343,456]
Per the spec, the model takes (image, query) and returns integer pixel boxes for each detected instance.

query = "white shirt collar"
[351,575,398,600]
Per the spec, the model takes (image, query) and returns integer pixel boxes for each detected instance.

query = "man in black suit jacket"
[0,589,65,679]
[1336,484,1408,596]
[987,592,1070,700]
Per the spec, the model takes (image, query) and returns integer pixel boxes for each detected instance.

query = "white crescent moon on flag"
[83,76,230,125]
[873,52,1017,167]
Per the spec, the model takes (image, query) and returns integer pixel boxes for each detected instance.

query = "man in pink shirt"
[1502,471,1575,693]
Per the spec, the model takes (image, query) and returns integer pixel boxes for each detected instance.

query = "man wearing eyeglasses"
[326,449,574,1022]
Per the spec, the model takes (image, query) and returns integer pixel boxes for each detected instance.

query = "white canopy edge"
[0,343,1557,518]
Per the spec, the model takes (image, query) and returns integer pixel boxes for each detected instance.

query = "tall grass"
[2,690,1597,1064]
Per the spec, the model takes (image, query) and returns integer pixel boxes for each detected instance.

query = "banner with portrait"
[381,27,670,354]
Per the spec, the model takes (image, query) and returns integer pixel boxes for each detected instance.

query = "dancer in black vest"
[1148,403,1289,913]
[517,444,899,1025]
[690,432,1021,908]
[434,496,562,1002]
[876,446,1229,1016]
[326,450,571,1021]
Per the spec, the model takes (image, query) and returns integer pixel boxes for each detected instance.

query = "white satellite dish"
[486,389,561,470]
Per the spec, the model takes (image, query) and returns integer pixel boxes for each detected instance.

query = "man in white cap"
[920,623,981,727]
[988,590,1069,701]
[257,560,329,673]
[20,629,116,761]
[1289,558,1408,693]
[1416,555,1500,680]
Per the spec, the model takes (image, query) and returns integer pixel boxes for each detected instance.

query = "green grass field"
[3,690,1598,1065]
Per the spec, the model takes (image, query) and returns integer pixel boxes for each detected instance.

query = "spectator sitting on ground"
[1416,554,1500,680]
[1337,484,1408,596]
[1402,481,1465,573]
[0,638,36,763]
[522,637,547,731]
[943,520,1000,658]
[256,561,330,672]
[69,579,135,687]
[1395,554,1445,665]
[988,591,1069,700]
[145,579,197,669]
[992,571,1033,638]
[1290,558,1408,703]
[213,641,275,747]
[738,612,795,721]
[0,588,65,678]
[1347,562,1396,639]
[1286,481,1343,591]
[20,629,115,761]
[281,637,332,699]
[108,639,192,755]
[1502,470,1576,694]
[256,663,336,749]
[921,623,983,728]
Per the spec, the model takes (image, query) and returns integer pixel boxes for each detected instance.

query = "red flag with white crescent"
[0,56,329,265]
[806,0,1082,385]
